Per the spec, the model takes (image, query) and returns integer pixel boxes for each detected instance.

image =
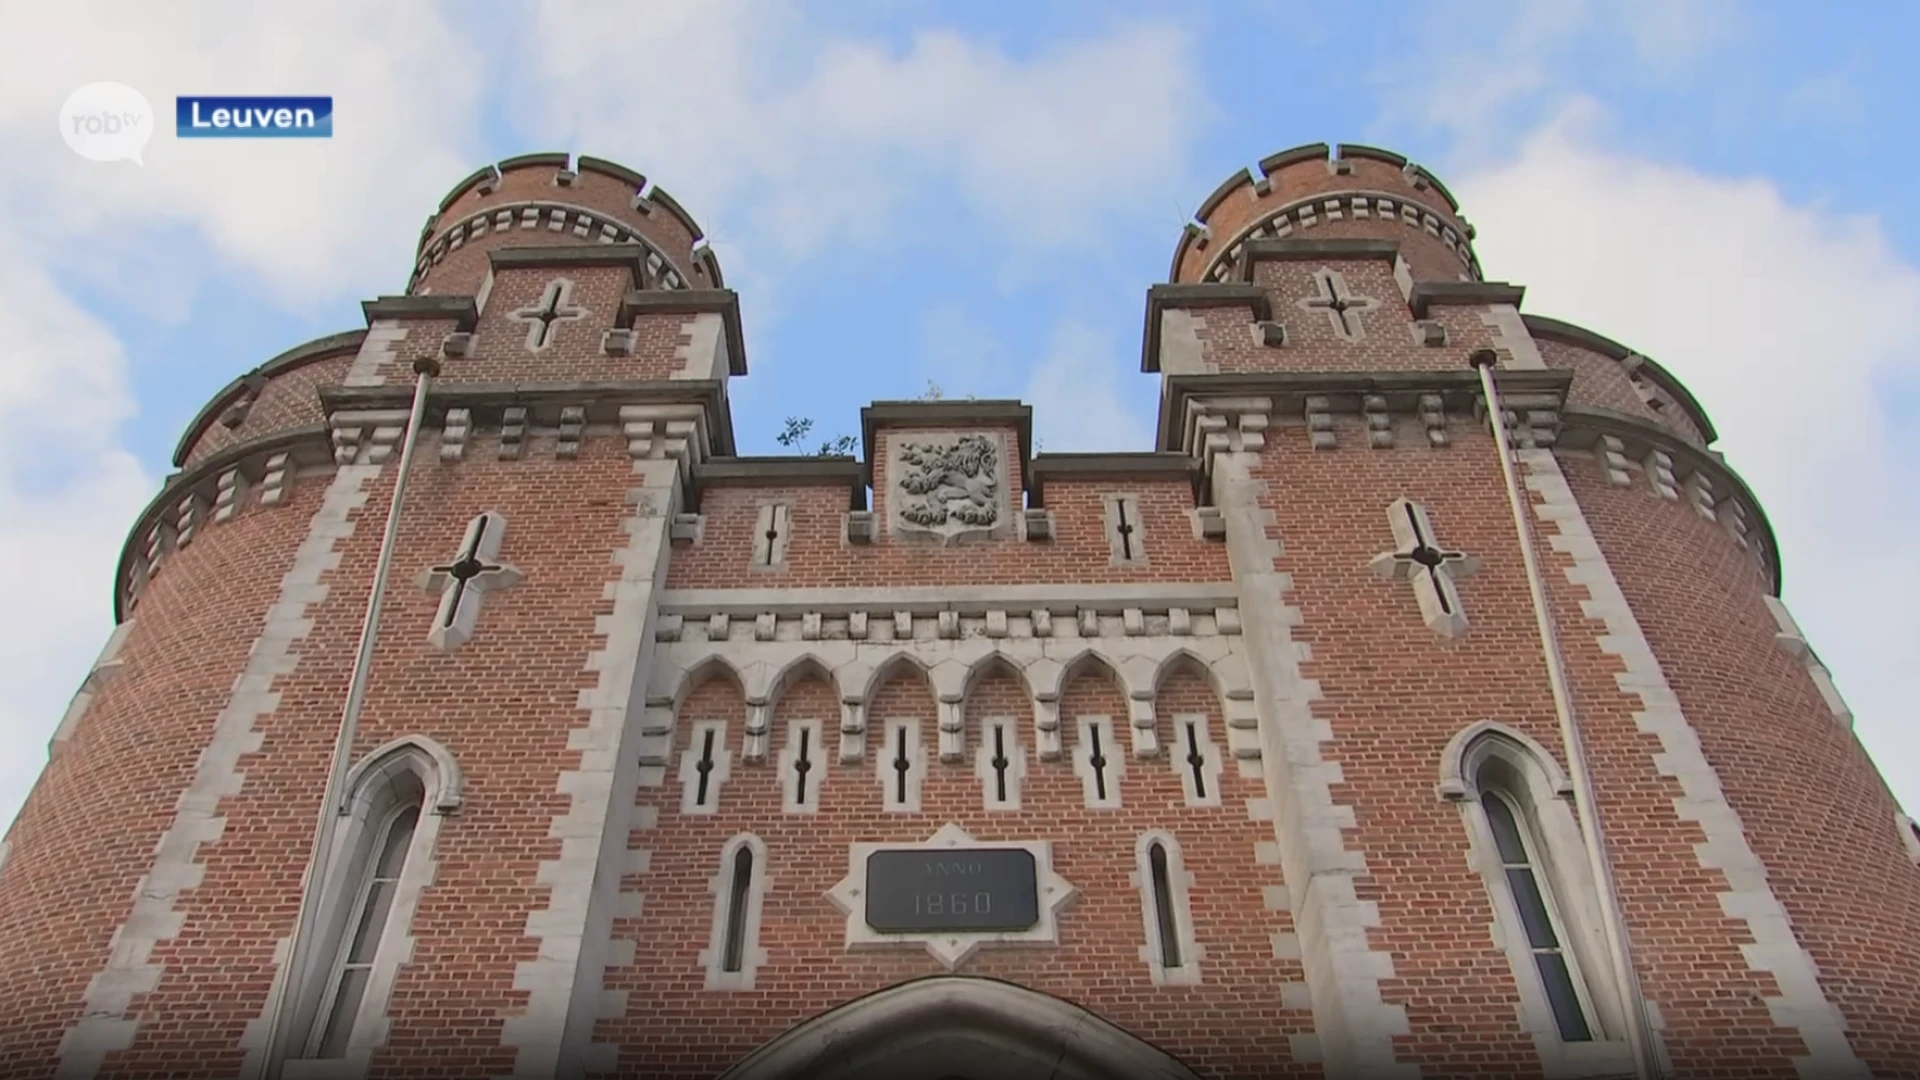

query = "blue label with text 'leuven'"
[176,96,332,138]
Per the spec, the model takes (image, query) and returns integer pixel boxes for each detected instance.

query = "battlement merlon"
[1172,142,1481,287]
[413,152,723,298]
[171,330,366,468]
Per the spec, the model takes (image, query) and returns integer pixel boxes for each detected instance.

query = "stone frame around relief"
[826,823,1078,969]
[882,429,1013,545]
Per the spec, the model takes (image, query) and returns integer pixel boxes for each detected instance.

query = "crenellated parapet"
[1172,142,1481,288]
[173,331,366,467]
[411,152,723,298]
[1524,314,1716,447]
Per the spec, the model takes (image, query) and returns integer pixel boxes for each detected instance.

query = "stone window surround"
[1438,721,1635,1080]
[1133,830,1204,987]
[1369,496,1479,638]
[1102,492,1148,566]
[776,717,825,814]
[751,502,792,572]
[420,511,522,651]
[700,833,770,991]
[1071,715,1126,809]
[280,736,462,1080]
[507,277,587,353]
[973,715,1026,811]
[877,717,927,812]
[678,719,732,815]
[1169,711,1224,810]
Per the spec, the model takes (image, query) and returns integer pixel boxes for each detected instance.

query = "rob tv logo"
[177,96,333,138]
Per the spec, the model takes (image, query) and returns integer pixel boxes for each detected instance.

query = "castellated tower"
[1,144,1915,1080]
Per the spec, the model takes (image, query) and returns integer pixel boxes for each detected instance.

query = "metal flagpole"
[1470,349,1662,1080]
[254,355,441,1079]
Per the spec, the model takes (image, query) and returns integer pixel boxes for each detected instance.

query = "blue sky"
[2,0,1916,833]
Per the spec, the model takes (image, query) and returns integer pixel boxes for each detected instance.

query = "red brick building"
[1,144,1915,1080]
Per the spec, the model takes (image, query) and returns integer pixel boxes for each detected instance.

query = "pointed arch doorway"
[716,976,1204,1080]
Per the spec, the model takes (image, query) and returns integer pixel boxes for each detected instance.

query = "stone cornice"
[171,330,366,467]
[1156,369,1573,454]
[412,198,701,295]
[487,243,654,285]
[318,378,738,455]
[859,400,1034,488]
[1027,452,1199,507]
[1556,404,1779,592]
[1523,314,1718,444]
[657,581,1241,619]
[115,423,334,622]
[1407,281,1526,318]
[361,295,479,330]
[1232,238,1402,279]
[693,456,867,510]
[615,288,748,376]
[1140,284,1273,373]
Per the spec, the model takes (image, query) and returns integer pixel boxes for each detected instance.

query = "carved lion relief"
[886,431,1009,544]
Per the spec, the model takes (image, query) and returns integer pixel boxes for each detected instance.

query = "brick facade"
[1,145,1913,1080]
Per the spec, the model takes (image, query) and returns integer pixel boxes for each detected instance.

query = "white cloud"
[0,226,155,831]
[1784,67,1869,130]
[1024,320,1155,454]
[1380,0,1739,151]
[0,2,488,304]
[1457,103,1920,811]
[516,0,1205,268]
[0,2,488,834]
[920,303,1014,397]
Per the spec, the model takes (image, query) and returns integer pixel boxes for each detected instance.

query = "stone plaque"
[865,848,1039,933]
[828,823,1079,969]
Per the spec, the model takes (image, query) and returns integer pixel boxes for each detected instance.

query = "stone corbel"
[743,698,772,762]
[1181,396,1272,479]
[1127,692,1160,759]
[212,468,248,523]
[839,698,868,762]
[937,697,967,762]
[1224,693,1262,760]
[637,703,675,765]
[1032,695,1063,761]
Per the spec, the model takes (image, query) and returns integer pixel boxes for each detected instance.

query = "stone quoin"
[1,144,1915,1080]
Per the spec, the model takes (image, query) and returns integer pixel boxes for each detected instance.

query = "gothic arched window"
[1132,831,1201,986]
[1479,787,1593,1042]
[702,834,770,990]
[1441,722,1636,1077]
[306,795,421,1057]
[288,737,461,1064]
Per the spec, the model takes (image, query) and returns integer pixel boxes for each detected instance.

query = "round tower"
[1143,143,1920,1078]
[0,143,1914,1080]
[1171,142,1479,287]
